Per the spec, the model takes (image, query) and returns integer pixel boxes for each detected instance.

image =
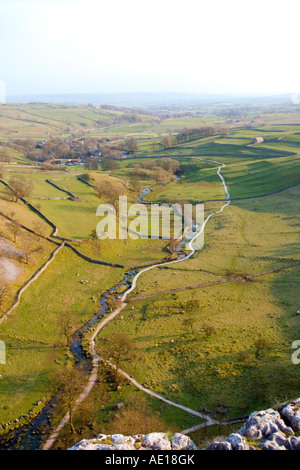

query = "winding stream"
[0,158,230,450]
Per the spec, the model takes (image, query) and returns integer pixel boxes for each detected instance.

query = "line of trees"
[175,126,216,144]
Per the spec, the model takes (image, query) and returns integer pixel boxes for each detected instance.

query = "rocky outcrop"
[69,398,300,451]
[238,408,294,440]
[204,403,300,451]
[68,432,197,451]
[281,398,300,431]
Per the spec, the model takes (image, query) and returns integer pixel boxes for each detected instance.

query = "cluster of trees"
[132,157,180,185]
[160,126,223,149]
[2,139,35,156]
[94,178,126,209]
[175,126,216,144]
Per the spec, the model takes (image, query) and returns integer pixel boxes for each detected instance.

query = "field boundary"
[128,260,300,301]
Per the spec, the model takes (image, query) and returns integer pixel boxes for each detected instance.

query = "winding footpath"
[42,158,231,449]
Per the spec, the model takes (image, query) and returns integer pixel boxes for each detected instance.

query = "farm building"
[252,136,264,144]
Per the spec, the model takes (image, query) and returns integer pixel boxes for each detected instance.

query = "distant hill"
[6,92,296,108]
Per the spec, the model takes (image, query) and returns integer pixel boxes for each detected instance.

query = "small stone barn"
[252,136,264,144]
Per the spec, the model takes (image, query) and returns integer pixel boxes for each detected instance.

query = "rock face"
[281,398,300,431]
[68,432,196,451]
[204,404,300,451]
[238,409,294,439]
[69,398,300,451]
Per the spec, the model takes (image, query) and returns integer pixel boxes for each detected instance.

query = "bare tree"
[185,298,200,312]
[0,282,7,311]
[8,177,33,202]
[95,179,126,212]
[100,332,135,387]
[54,366,88,434]
[85,157,98,170]
[182,316,196,334]
[101,159,120,173]
[54,311,76,348]
[201,324,216,338]
[7,221,21,243]
[23,240,44,264]
[254,336,271,359]
[130,179,142,197]
[0,147,12,164]
[124,136,138,155]
[162,136,171,149]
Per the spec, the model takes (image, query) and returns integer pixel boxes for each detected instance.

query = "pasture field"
[0,248,124,424]
[97,187,300,416]
[0,104,157,139]
[153,116,224,133]
[0,103,299,448]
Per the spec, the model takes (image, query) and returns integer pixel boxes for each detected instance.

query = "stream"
[0,159,230,449]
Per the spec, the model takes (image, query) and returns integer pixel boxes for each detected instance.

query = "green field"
[0,104,299,449]
[97,187,300,416]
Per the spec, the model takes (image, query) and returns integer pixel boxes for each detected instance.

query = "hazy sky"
[1,0,300,97]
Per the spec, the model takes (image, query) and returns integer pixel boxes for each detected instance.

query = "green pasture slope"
[0,105,299,447]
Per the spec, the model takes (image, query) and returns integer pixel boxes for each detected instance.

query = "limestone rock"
[238,408,294,439]
[68,432,197,451]
[226,433,250,450]
[281,398,300,431]
[205,441,232,450]
[141,433,171,450]
[171,433,197,450]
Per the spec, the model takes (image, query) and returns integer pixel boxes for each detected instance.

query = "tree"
[8,176,33,202]
[201,324,216,338]
[54,366,88,434]
[254,336,271,359]
[33,220,46,238]
[106,394,165,436]
[237,350,251,366]
[162,135,171,149]
[7,221,21,243]
[100,332,135,386]
[54,311,76,348]
[182,316,196,334]
[22,240,44,264]
[185,298,200,312]
[90,229,100,254]
[160,158,180,175]
[219,128,229,138]
[124,136,138,155]
[95,179,126,212]
[85,157,98,170]
[130,178,142,197]
[0,282,7,311]
[0,147,12,164]
[152,166,169,184]
[0,164,4,179]
[101,159,120,173]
